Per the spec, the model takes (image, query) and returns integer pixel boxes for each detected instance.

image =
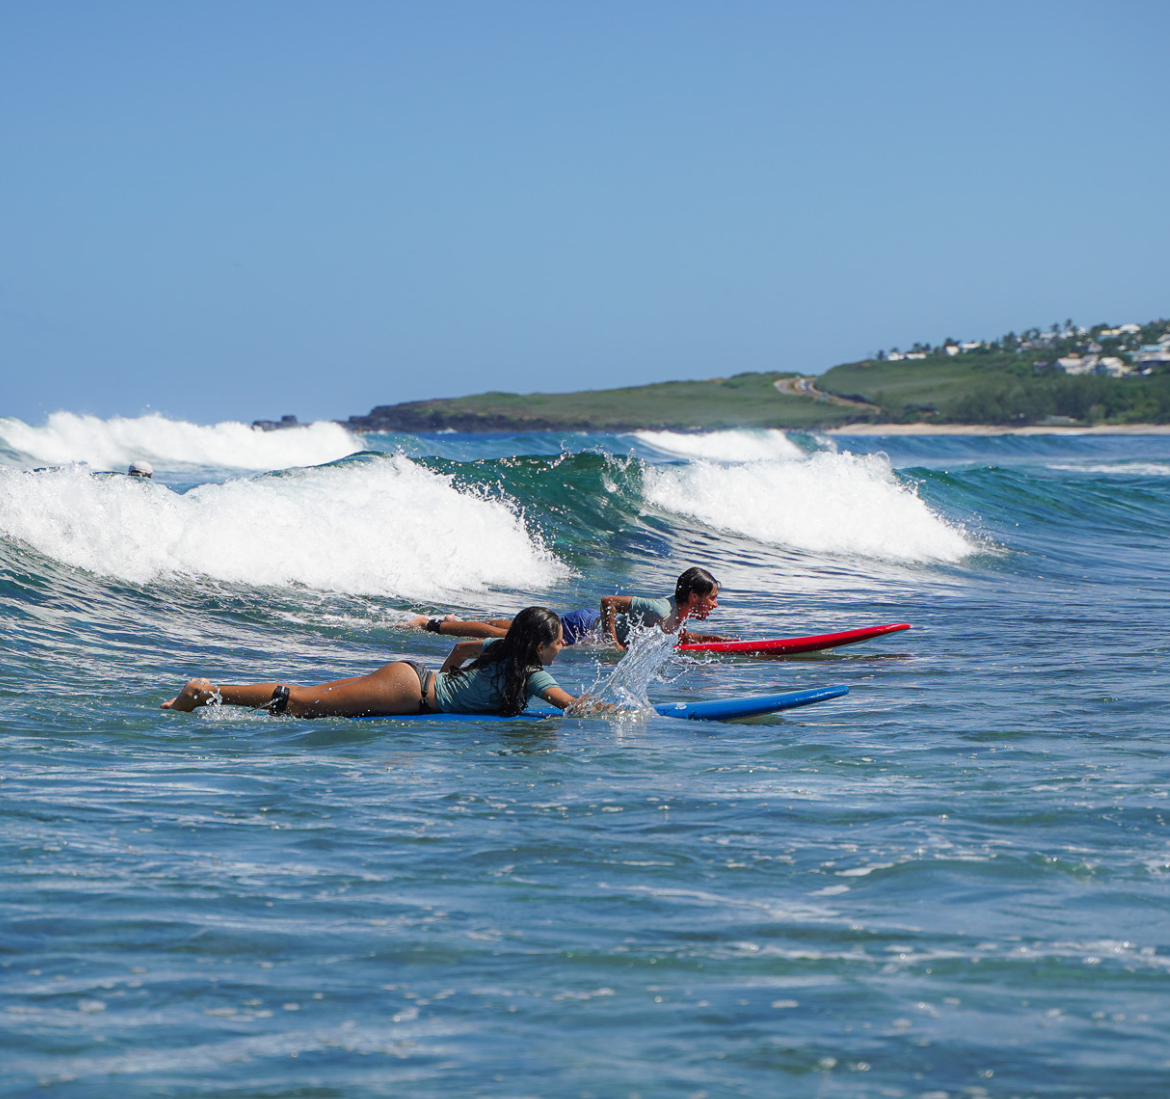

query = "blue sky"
[3,0,1168,426]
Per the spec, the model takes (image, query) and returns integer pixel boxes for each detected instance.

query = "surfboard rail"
[677,622,910,656]
[650,683,848,720]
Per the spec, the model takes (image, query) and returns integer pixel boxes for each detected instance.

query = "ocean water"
[2,414,1168,1098]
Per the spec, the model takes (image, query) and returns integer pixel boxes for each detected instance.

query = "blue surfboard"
[352,684,848,723]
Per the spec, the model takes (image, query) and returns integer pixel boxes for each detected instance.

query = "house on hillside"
[1135,344,1170,368]
[1057,354,1134,378]
[1098,356,1133,378]
[1057,355,1097,376]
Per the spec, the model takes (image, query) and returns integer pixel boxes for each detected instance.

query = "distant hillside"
[328,315,1170,433]
[819,316,1170,426]
[342,372,874,434]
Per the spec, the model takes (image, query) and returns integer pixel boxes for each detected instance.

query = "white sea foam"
[0,455,567,599]
[1048,462,1170,477]
[0,412,363,471]
[632,428,804,463]
[642,451,972,562]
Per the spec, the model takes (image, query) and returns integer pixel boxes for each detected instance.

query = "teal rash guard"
[432,639,561,714]
[615,596,676,645]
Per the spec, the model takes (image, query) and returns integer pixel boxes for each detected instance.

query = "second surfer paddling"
[406,567,731,651]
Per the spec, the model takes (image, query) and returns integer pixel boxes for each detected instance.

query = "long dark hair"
[457,606,562,716]
[674,567,719,603]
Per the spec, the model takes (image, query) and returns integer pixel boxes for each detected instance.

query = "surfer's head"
[507,606,566,667]
[457,606,564,716]
[675,567,720,619]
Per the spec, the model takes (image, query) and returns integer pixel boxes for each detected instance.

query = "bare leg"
[404,613,510,639]
[162,662,432,717]
[162,677,301,712]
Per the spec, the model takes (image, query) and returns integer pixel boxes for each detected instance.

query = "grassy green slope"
[819,357,983,410]
[377,372,872,430]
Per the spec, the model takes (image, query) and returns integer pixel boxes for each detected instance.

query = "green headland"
[335,316,1170,434]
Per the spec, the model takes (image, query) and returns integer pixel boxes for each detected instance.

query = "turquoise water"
[2,421,1168,1097]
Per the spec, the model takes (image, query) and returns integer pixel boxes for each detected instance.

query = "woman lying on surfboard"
[162,607,593,719]
[405,567,732,651]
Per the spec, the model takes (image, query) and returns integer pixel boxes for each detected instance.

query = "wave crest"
[631,428,805,463]
[0,455,567,599]
[642,451,973,561]
[0,412,363,471]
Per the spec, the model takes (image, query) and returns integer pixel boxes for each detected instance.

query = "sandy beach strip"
[824,423,1170,436]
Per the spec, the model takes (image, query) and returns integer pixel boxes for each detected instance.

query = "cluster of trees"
[940,373,1170,426]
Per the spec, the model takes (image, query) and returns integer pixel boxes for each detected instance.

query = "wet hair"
[456,606,562,716]
[674,567,719,604]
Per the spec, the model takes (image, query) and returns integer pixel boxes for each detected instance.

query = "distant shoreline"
[824,423,1170,436]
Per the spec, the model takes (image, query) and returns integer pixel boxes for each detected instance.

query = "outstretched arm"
[540,685,618,717]
[540,685,578,711]
[678,629,735,644]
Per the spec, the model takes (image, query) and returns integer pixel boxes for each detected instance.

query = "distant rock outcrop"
[252,414,302,432]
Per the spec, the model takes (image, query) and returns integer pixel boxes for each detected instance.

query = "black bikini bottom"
[403,661,436,713]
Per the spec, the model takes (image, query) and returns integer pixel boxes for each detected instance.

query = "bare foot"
[405,614,459,631]
[162,677,219,711]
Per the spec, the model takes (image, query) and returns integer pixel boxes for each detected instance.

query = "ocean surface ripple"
[2,416,1169,1097]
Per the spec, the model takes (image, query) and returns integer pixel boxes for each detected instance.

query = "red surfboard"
[677,622,911,656]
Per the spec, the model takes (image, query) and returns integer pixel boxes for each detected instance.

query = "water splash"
[587,628,679,712]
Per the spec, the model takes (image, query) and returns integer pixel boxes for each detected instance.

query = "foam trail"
[632,429,804,463]
[1048,462,1170,477]
[643,451,972,562]
[0,455,567,600]
[0,412,363,471]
